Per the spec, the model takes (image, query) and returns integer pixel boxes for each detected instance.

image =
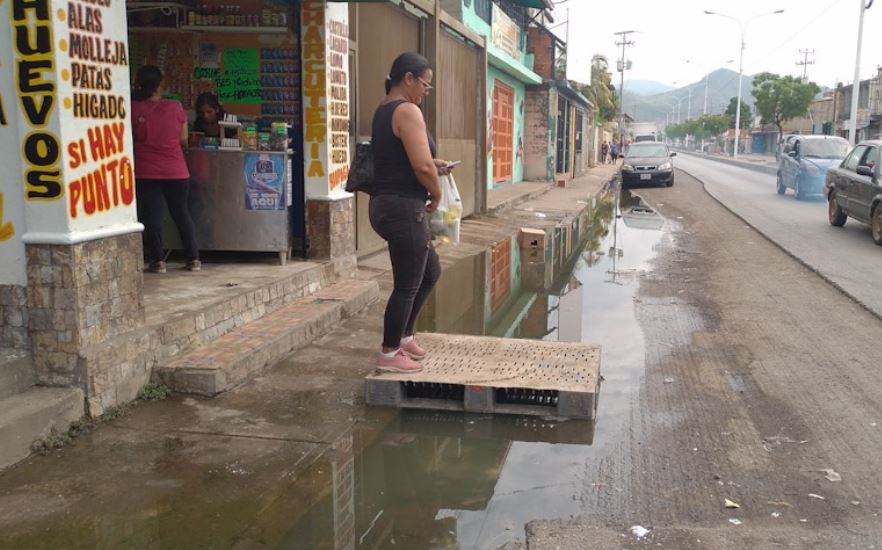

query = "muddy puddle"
[291,189,673,549]
[0,189,672,550]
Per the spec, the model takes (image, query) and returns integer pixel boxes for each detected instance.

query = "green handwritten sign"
[217,48,261,104]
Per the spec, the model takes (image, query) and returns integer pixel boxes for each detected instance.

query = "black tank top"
[371,99,436,199]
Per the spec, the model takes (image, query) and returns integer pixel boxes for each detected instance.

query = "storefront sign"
[243,153,285,211]
[300,0,350,198]
[61,0,136,225]
[0,12,27,285]
[218,48,261,104]
[0,0,140,244]
[491,6,520,61]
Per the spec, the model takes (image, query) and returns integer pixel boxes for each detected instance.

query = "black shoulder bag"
[345,141,375,195]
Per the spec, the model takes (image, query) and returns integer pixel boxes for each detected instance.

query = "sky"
[550,0,882,90]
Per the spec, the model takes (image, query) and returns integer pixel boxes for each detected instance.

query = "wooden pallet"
[365,334,601,420]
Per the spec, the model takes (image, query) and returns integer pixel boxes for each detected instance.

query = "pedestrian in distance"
[610,142,619,164]
[370,52,455,373]
[601,141,609,164]
[131,65,200,274]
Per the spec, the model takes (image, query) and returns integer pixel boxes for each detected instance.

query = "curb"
[675,166,882,324]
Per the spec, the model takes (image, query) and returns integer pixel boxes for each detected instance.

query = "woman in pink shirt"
[131,65,200,273]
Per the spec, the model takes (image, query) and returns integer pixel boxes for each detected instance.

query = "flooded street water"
[292,188,673,549]
[0,188,674,550]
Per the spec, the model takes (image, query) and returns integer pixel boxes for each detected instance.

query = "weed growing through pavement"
[139,383,172,401]
[30,429,72,455]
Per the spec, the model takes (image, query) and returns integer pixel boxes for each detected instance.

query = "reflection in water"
[284,412,595,550]
[283,189,666,549]
[3,190,668,550]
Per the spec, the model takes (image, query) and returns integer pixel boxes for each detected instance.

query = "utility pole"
[796,48,815,81]
[848,0,873,145]
[614,30,635,148]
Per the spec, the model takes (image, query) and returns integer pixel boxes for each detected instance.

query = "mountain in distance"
[623,79,676,96]
[623,68,756,126]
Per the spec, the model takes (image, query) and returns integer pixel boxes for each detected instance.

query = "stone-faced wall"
[0,285,29,350]
[26,233,145,387]
[306,197,355,260]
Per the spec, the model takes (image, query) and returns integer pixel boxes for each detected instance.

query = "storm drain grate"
[365,334,601,419]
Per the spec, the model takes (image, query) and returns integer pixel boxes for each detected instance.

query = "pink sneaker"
[400,338,426,360]
[376,349,423,373]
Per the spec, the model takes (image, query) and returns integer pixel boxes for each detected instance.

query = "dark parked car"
[621,143,676,187]
[825,140,882,244]
[777,135,850,199]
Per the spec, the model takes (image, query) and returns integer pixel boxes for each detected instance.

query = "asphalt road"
[675,153,882,319]
[527,169,882,548]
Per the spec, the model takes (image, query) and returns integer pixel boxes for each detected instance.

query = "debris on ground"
[808,493,826,500]
[724,499,740,509]
[813,468,842,482]
[728,519,742,526]
[629,525,650,539]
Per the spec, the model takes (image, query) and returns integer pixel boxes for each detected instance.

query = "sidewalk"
[0,162,620,547]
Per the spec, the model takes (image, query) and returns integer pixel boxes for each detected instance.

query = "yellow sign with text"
[0,192,15,242]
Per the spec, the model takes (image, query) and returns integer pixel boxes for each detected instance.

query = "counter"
[164,148,292,264]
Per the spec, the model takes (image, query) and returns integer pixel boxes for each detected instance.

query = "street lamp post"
[705,9,784,159]
[847,0,873,145]
[614,30,636,148]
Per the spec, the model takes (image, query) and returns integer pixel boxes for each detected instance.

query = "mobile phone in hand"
[445,160,462,169]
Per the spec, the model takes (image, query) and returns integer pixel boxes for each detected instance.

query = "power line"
[796,48,815,81]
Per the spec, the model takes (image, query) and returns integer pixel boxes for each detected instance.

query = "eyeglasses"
[416,76,433,92]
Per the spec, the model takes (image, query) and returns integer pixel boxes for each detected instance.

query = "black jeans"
[136,178,199,263]
[369,194,442,349]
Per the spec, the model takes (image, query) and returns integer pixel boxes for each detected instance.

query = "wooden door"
[438,29,480,218]
[353,3,421,256]
[492,81,514,183]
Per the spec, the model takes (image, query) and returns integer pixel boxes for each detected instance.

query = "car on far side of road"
[621,143,676,187]
[825,140,882,244]
[777,135,850,199]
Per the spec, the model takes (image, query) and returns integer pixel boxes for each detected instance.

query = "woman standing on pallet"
[370,52,454,373]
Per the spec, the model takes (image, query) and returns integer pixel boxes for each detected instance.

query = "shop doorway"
[556,97,571,175]
[492,81,514,184]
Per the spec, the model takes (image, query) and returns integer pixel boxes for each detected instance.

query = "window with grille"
[474,0,492,24]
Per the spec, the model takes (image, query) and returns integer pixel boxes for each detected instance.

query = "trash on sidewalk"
[808,493,826,500]
[629,525,650,538]
[724,499,740,509]
[728,518,742,526]
[813,468,841,482]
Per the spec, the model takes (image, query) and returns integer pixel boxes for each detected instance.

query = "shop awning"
[489,49,543,85]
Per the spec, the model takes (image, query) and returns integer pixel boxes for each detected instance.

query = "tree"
[751,73,820,137]
[666,123,686,140]
[698,114,730,142]
[724,97,752,129]
[583,55,618,124]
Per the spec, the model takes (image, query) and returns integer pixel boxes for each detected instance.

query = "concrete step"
[0,386,84,470]
[0,349,35,400]
[153,279,379,396]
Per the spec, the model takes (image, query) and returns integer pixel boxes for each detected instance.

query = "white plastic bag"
[429,174,463,243]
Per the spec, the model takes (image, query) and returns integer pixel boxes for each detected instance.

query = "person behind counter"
[131,65,201,273]
[193,92,234,139]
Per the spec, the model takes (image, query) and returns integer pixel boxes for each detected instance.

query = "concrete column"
[1,0,144,399]
[300,0,354,259]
